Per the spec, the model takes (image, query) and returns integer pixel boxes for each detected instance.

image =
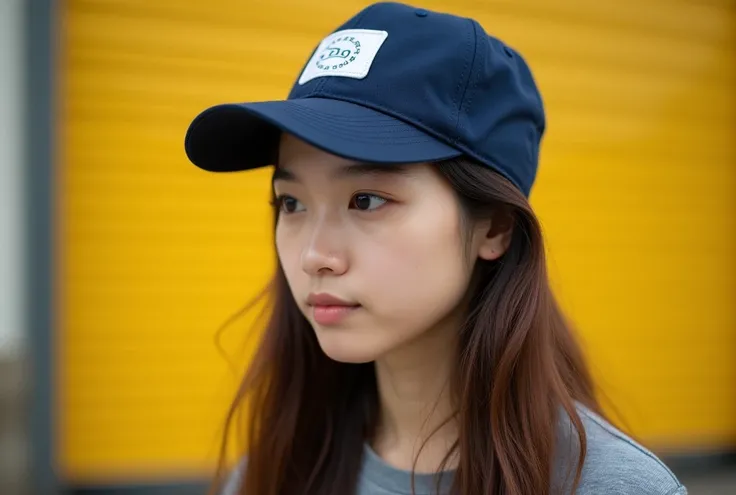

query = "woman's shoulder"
[217,406,688,495]
[555,404,687,495]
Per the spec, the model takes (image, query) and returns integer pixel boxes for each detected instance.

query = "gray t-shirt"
[222,406,687,495]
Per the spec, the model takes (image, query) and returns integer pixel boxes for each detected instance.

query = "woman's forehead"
[276,132,354,168]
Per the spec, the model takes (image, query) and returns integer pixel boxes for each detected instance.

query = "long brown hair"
[210,156,605,495]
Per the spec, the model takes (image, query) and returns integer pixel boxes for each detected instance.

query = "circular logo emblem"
[316,36,361,72]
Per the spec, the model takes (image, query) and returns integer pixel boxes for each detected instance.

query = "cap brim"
[184,97,462,172]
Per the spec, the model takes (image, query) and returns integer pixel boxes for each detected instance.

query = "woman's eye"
[350,193,387,212]
[276,195,305,214]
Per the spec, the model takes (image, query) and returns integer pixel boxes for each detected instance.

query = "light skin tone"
[273,133,512,473]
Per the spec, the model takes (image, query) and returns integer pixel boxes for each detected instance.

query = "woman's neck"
[370,319,460,473]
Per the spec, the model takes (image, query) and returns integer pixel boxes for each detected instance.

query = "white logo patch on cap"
[298,29,389,85]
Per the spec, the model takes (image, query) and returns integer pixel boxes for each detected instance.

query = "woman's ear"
[477,209,514,261]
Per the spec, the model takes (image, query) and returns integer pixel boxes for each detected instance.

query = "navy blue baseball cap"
[185,2,545,196]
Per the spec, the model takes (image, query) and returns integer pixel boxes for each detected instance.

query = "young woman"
[184,3,687,494]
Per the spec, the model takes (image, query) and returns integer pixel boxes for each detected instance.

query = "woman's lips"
[307,293,361,325]
[312,304,361,325]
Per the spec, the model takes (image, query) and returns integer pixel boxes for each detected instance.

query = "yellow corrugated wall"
[58,0,736,482]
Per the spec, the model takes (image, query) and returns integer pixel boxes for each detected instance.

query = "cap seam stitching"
[306,93,459,151]
[455,19,479,140]
[450,19,474,139]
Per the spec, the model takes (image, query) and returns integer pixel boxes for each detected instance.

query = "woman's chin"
[318,343,380,364]
[314,331,387,364]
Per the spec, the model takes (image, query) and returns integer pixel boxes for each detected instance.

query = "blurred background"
[1,0,734,494]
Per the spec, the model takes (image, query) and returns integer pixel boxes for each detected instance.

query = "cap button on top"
[415,9,428,17]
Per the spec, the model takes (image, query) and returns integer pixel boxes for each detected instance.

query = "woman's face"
[274,134,499,363]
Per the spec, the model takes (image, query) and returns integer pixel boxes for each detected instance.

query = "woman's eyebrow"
[333,162,413,179]
[273,162,413,184]
[272,167,297,183]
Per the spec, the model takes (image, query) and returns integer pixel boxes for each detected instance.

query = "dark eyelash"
[271,193,389,213]
[270,195,286,208]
